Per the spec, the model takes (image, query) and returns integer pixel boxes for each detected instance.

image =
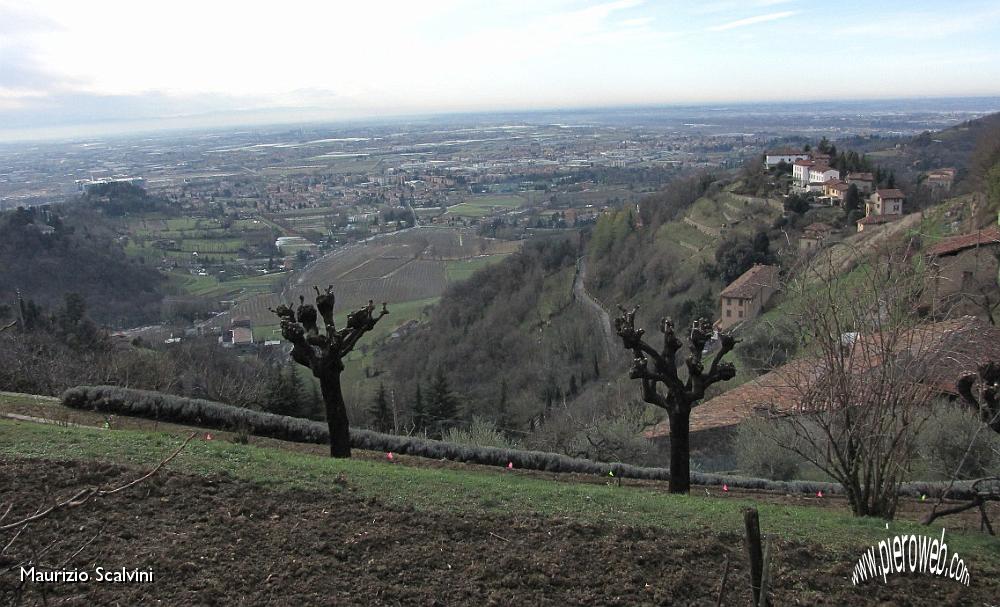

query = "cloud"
[834,7,1000,39]
[708,10,797,32]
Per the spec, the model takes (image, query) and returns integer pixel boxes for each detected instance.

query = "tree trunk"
[320,373,352,458]
[668,407,691,494]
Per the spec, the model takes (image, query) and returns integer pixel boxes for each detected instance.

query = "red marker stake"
[506,462,513,470]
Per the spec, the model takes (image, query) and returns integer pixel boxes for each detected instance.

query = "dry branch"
[0,432,195,532]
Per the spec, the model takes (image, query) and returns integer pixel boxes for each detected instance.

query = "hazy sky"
[3,0,1000,138]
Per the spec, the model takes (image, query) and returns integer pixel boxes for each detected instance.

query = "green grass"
[446,194,529,218]
[1,418,998,561]
[445,254,511,282]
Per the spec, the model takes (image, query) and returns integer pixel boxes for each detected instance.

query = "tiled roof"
[875,188,905,200]
[926,225,1000,257]
[803,222,833,234]
[848,172,874,181]
[719,264,778,300]
[646,316,1000,436]
[793,159,814,166]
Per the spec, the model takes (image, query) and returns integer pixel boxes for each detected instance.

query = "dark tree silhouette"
[614,308,738,493]
[272,286,388,457]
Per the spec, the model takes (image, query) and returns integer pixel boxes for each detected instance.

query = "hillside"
[0,202,166,327]
[377,235,609,431]
[1,399,998,605]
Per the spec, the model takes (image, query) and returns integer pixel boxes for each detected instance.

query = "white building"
[764,150,810,169]
[792,159,814,188]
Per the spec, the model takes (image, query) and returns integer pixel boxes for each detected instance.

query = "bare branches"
[921,476,999,534]
[613,305,738,494]
[0,320,14,333]
[0,432,195,532]
[614,306,737,410]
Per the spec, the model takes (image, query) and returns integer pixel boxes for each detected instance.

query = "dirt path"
[574,256,618,364]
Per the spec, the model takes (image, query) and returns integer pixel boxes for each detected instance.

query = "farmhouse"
[799,222,834,252]
[823,179,850,203]
[925,225,1000,318]
[925,168,957,191]
[867,188,905,216]
[846,172,874,195]
[857,188,905,232]
[717,264,779,331]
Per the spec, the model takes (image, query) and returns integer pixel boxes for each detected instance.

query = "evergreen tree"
[411,383,428,432]
[369,383,392,432]
[843,184,862,214]
[308,382,324,420]
[496,379,509,432]
[427,367,458,437]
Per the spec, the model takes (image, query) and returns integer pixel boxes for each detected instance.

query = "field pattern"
[209,227,521,328]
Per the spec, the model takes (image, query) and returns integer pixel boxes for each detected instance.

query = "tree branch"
[0,433,195,532]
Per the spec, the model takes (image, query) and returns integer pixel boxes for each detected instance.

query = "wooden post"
[744,508,764,607]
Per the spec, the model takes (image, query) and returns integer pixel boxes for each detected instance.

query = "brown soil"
[2,459,997,606]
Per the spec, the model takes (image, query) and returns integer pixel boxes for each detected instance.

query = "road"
[574,255,619,364]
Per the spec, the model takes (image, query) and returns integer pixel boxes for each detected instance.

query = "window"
[726,309,731,317]
[738,310,744,318]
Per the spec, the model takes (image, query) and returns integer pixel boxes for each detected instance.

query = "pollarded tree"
[614,309,738,493]
[272,286,388,458]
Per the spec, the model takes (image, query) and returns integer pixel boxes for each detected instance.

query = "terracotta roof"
[875,188,905,200]
[793,159,814,166]
[646,316,1000,437]
[811,165,834,173]
[803,222,833,234]
[719,264,778,300]
[926,225,1000,257]
[847,172,873,181]
[857,213,902,225]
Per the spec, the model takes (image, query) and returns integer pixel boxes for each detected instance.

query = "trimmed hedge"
[61,385,977,499]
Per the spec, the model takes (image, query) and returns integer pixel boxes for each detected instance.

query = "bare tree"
[614,309,738,493]
[272,286,388,458]
[759,254,936,518]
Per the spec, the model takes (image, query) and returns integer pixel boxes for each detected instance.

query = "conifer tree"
[369,382,392,432]
[411,383,428,432]
[427,367,458,438]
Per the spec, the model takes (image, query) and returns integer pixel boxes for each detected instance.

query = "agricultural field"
[209,227,522,330]
[122,216,278,265]
[445,254,512,282]
[445,193,531,218]
[1,411,997,605]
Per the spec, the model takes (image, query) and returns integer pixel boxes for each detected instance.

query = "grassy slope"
[2,416,997,564]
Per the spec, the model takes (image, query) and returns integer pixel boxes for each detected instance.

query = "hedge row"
[61,385,977,499]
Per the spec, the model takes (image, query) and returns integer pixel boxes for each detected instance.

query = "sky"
[2,0,1000,139]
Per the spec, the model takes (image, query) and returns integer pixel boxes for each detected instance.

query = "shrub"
[443,417,517,449]
[734,416,802,481]
[918,402,1000,480]
[61,385,982,499]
